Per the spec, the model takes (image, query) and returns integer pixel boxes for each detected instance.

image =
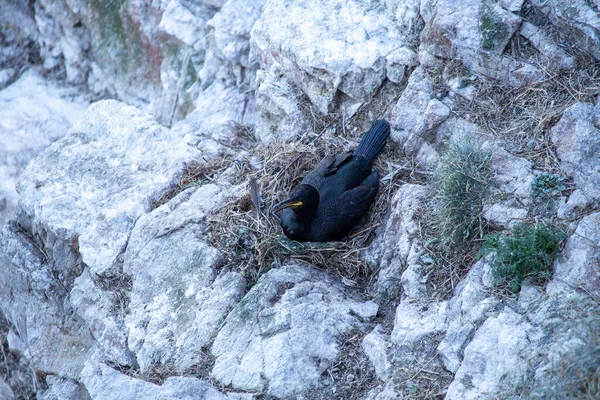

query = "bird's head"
[273,184,319,214]
[273,184,319,240]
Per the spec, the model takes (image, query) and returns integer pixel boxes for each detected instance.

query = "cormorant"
[274,119,390,242]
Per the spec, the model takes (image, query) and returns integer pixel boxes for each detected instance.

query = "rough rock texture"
[482,146,533,229]
[0,69,89,226]
[363,184,428,300]
[552,212,600,298]
[34,0,165,115]
[39,376,91,400]
[529,0,600,60]
[446,308,539,399]
[0,0,38,88]
[0,221,95,379]
[551,102,600,200]
[438,260,499,373]
[362,325,391,381]
[211,263,378,397]
[419,0,541,86]
[124,184,246,372]
[81,359,229,400]
[17,99,199,276]
[200,0,266,88]
[251,0,411,140]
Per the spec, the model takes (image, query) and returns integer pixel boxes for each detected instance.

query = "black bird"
[274,119,390,242]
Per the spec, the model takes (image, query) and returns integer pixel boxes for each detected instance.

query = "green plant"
[430,141,492,249]
[531,173,566,198]
[481,223,566,292]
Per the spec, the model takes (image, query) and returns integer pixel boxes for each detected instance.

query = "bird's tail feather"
[354,119,390,165]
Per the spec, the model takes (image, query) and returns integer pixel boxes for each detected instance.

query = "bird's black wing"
[302,151,353,188]
[337,184,378,219]
[324,151,353,175]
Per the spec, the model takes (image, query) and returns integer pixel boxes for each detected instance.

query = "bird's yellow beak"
[273,200,303,211]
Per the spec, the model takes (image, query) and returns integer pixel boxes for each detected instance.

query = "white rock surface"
[482,146,533,229]
[390,67,435,148]
[200,0,267,88]
[0,69,89,226]
[70,269,135,366]
[557,189,595,220]
[446,308,538,399]
[363,184,428,300]
[0,376,14,400]
[251,0,407,132]
[0,0,37,88]
[124,184,246,372]
[211,263,378,397]
[529,0,600,60]
[39,376,91,400]
[391,300,448,348]
[3,1,600,399]
[17,100,200,276]
[419,0,539,86]
[438,260,499,373]
[551,212,600,298]
[0,221,95,379]
[81,360,229,400]
[362,325,391,380]
[551,102,600,200]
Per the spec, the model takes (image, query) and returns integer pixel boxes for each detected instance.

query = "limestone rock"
[419,0,540,86]
[446,308,538,399]
[482,146,533,229]
[0,376,14,400]
[0,0,37,88]
[200,0,267,88]
[519,22,575,70]
[390,67,435,148]
[551,212,600,298]
[123,184,246,372]
[70,270,136,366]
[362,325,391,380]
[557,189,595,220]
[482,203,528,229]
[0,69,89,226]
[81,360,229,400]
[254,66,309,143]
[17,100,200,276]
[529,0,600,60]
[391,300,448,348]
[251,0,406,120]
[173,81,256,146]
[39,376,91,400]
[551,102,600,200]
[0,222,95,379]
[155,0,217,124]
[363,184,428,300]
[211,263,378,397]
[438,260,499,373]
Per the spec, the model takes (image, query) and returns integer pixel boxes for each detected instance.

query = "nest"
[205,125,418,289]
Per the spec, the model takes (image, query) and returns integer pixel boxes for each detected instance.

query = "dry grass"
[151,157,234,210]
[455,58,600,170]
[391,356,453,399]
[319,330,378,400]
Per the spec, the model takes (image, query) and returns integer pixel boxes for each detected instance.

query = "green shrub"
[481,223,566,292]
[531,173,566,198]
[430,141,492,249]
